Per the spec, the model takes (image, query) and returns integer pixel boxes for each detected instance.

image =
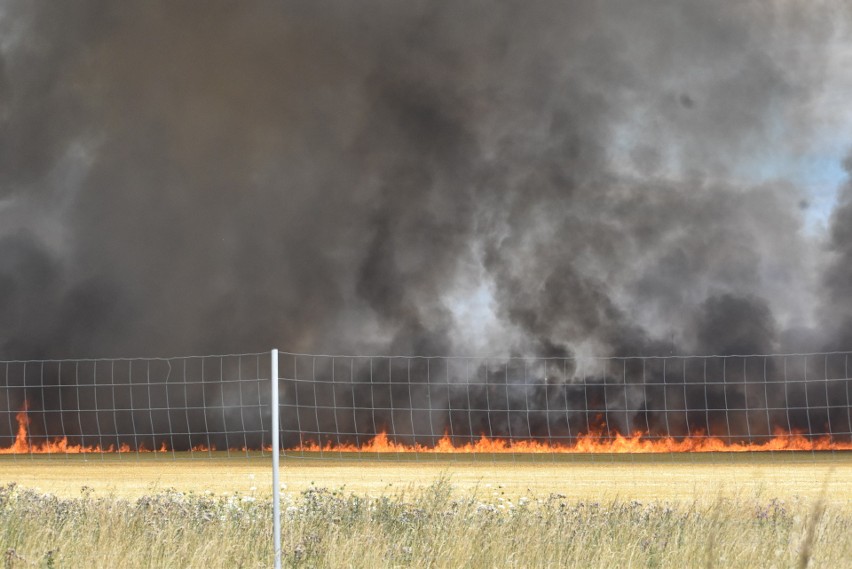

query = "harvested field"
[0,452,849,504]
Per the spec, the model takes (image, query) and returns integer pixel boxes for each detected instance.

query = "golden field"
[0,451,849,505]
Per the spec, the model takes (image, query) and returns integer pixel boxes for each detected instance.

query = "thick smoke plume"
[0,2,851,448]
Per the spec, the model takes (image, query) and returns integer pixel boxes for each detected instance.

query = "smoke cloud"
[0,1,850,448]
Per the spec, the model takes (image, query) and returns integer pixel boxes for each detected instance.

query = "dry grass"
[0,479,849,568]
[0,453,849,568]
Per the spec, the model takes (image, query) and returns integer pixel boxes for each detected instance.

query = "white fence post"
[271,349,281,569]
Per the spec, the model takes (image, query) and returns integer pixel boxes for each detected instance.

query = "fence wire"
[277,351,852,460]
[0,350,850,460]
[0,353,271,460]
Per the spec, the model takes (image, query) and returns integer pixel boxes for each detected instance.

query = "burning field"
[3,394,852,456]
[0,0,851,481]
[0,385,850,568]
[1,357,849,569]
[3,1,852,566]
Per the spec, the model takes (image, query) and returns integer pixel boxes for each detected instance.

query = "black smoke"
[0,2,850,449]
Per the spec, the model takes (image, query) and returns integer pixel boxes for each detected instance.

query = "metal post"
[271,349,281,569]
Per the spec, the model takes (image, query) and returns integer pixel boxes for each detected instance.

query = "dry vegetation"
[0,478,849,568]
[0,455,850,568]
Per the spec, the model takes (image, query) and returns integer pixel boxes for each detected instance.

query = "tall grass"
[0,480,848,568]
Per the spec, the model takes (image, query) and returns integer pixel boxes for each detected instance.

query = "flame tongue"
[0,401,33,454]
[0,401,173,454]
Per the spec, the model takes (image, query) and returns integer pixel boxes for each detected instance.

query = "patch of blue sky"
[611,119,848,235]
[788,151,847,232]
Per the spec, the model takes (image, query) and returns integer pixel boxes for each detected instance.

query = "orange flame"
[0,402,267,454]
[3,400,850,455]
[0,401,172,454]
[291,429,852,454]
[0,401,32,454]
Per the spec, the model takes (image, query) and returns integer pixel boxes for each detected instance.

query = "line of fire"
[1,353,850,455]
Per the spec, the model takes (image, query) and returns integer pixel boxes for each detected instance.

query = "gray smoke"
[0,1,850,448]
[824,153,852,349]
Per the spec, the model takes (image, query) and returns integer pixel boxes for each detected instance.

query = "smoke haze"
[1,2,851,447]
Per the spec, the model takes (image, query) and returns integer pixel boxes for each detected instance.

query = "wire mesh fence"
[277,351,852,461]
[3,349,848,569]
[0,353,272,459]
[1,350,851,460]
